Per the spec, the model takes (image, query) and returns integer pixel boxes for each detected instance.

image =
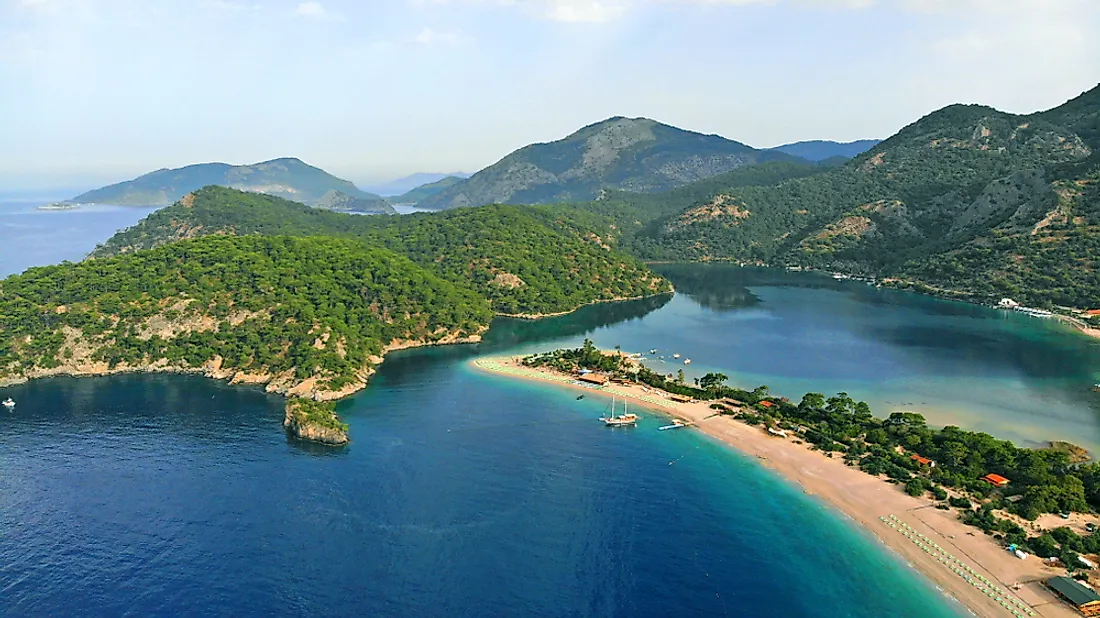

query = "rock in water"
[283,399,349,446]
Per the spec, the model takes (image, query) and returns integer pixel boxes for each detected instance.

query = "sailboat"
[600,397,638,427]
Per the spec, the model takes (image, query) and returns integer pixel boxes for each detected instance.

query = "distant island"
[1,186,671,445]
[314,189,396,214]
[70,157,382,207]
[479,343,1100,618]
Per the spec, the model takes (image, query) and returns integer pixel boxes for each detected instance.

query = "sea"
[2,201,1100,616]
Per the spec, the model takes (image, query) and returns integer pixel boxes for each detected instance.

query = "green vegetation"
[93,186,671,316]
[418,116,801,210]
[553,84,1100,309]
[287,399,348,434]
[72,157,377,206]
[1,235,492,391]
[524,344,1100,569]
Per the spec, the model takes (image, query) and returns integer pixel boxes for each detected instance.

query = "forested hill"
[0,235,492,398]
[616,84,1100,308]
[417,116,800,210]
[72,158,377,207]
[93,186,671,316]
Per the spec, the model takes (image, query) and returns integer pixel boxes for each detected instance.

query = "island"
[284,399,349,445]
[475,342,1100,618]
[0,187,672,445]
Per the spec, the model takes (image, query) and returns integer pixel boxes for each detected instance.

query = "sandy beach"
[472,355,1081,618]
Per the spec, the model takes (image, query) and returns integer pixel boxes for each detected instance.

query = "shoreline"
[647,261,1100,342]
[472,355,1079,618]
[493,290,674,320]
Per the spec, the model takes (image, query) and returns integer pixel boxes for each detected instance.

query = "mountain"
[361,172,470,196]
[92,186,671,316]
[615,84,1100,308]
[314,190,396,214]
[391,176,465,204]
[417,117,801,210]
[71,158,376,206]
[770,139,880,162]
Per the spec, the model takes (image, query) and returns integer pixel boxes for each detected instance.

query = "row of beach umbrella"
[880,514,1035,617]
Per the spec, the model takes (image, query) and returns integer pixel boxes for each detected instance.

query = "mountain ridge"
[72,158,375,206]
[417,116,801,210]
[770,139,880,162]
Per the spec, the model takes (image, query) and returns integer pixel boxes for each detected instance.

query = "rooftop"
[1047,576,1100,606]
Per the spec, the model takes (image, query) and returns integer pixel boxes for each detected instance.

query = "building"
[758,400,775,409]
[1045,576,1100,616]
[669,393,693,403]
[910,454,936,468]
[578,374,609,386]
[981,473,1010,488]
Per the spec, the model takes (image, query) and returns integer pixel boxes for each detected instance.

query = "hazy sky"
[2,0,1098,190]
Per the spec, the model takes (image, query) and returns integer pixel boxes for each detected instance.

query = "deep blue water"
[0,200,160,277]
[0,358,963,617]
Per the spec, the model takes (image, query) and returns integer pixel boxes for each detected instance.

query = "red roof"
[982,473,1010,486]
[911,454,933,465]
[758,400,775,408]
[1087,310,1100,316]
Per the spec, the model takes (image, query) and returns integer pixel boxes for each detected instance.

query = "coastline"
[472,355,1079,618]
[493,290,674,321]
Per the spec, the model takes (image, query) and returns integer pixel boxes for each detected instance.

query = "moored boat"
[2,397,15,409]
[600,397,638,427]
[658,419,689,431]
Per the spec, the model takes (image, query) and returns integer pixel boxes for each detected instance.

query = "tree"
[699,372,728,391]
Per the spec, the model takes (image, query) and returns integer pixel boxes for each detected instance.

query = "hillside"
[71,158,376,206]
[417,117,799,210]
[93,186,672,316]
[770,139,880,162]
[314,190,396,214]
[361,172,469,196]
[624,84,1100,308]
[0,235,492,400]
[392,176,465,204]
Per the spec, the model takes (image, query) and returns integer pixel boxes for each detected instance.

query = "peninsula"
[0,187,672,444]
[475,343,1100,618]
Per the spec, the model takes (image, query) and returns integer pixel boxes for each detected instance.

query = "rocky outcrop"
[283,399,348,446]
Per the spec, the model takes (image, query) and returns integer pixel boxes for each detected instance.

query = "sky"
[1,0,1098,192]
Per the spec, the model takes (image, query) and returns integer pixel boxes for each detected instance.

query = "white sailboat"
[600,397,638,427]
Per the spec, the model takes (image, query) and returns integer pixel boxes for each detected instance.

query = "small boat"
[600,397,638,427]
[683,359,691,365]
[673,354,681,359]
[658,419,689,431]
[576,395,585,400]
[649,349,658,354]
[2,398,14,409]
[1093,383,1100,392]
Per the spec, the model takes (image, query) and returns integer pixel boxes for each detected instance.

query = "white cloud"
[414,27,462,44]
[295,1,327,17]
[416,0,878,22]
